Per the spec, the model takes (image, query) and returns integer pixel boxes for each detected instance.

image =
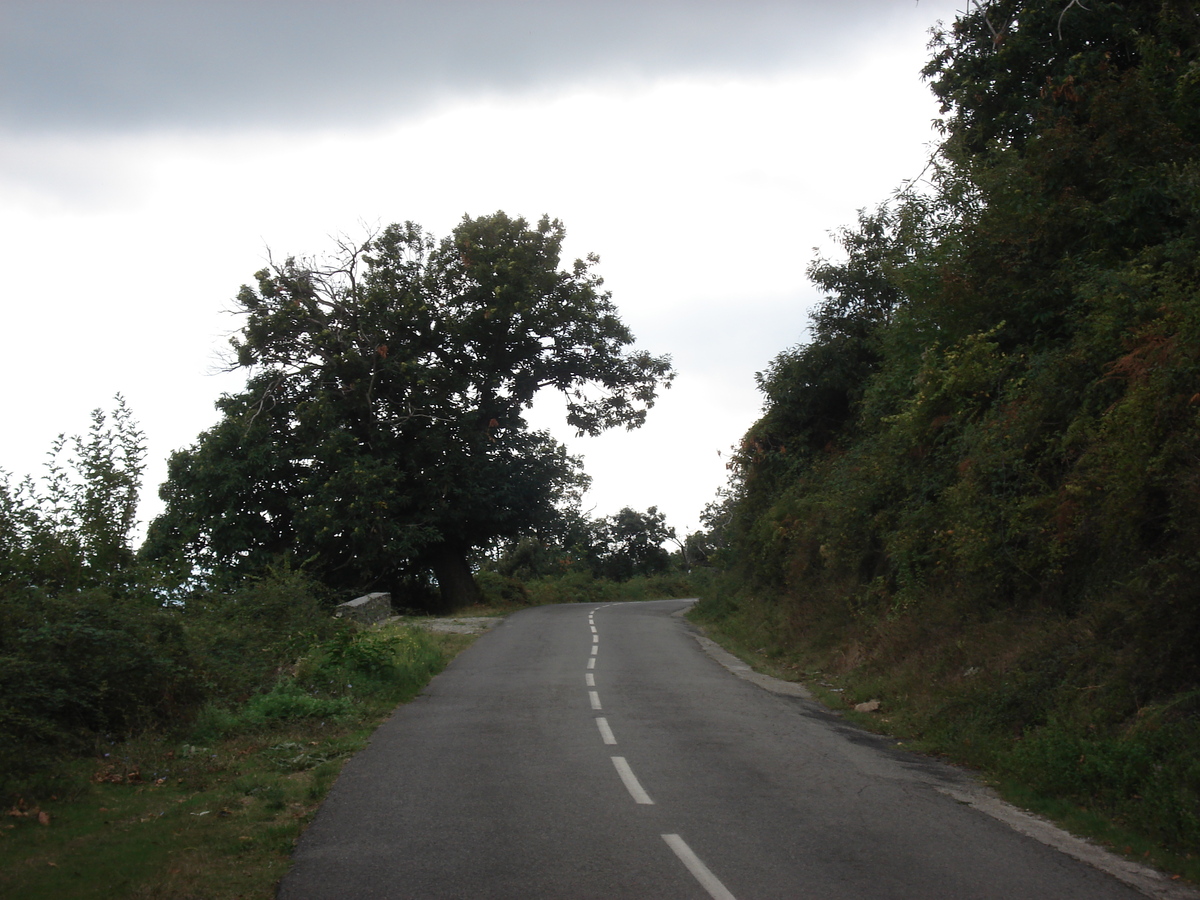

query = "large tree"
[145,213,673,610]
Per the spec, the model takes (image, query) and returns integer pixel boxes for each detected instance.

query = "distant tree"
[145,213,673,611]
[595,506,675,581]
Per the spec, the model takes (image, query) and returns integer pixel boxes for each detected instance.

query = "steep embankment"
[698,0,1200,878]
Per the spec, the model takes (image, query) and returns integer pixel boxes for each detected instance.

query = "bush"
[181,568,336,701]
[0,569,343,801]
[520,570,697,606]
[475,570,530,607]
[302,624,445,699]
[0,587,200,793]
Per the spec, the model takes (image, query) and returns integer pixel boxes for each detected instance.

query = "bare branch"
[1058,0,1090,41]
[974,0,1006,47]
[243,373,286,434]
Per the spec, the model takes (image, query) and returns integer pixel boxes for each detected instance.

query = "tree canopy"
[145,213,673,610]
[712,0,1200,692]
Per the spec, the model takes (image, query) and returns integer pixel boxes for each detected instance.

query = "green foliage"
[489,535,567,581]
[518,570,697,606]
[0,396,145,592]
[315,625,441,685]
[179,568,337,701]
[592,506,675,581]
[0,399,188,793]
[0,568,336,800]
[1003,717,1200,848]
[147,213,672,611]
[209,623,445,733]
[242,680,351,725]
[704,0,1200,865]
[719,0,1200,667]
[0,588,198,785]
[488,505,679,584]
[474,569,531,607]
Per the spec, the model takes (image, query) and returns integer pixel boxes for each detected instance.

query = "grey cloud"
[1,0,949,135]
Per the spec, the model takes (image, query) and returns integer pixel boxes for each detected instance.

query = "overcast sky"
[0,0,963,544]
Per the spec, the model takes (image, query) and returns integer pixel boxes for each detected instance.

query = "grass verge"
[0,624,477,900]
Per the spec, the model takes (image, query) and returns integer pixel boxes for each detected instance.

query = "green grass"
[0,625,477,899]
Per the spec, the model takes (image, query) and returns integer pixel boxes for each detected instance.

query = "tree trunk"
[427,542,483,613]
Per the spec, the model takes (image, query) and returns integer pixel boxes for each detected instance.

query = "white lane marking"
[595,717,617,745]
[589,690,602,710]
[590,625,597,633]
[611,757,653,804]
[587,657,596,669]
[662,834,738,900]
[591,645,598,656]
[592,634,599,643]
[586,673,595,686]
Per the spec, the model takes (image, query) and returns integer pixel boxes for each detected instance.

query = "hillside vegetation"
[693,0,1200,870]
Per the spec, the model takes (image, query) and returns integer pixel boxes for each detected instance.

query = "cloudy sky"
[0,0,962,541]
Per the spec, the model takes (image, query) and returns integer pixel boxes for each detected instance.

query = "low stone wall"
[333,592,392,625]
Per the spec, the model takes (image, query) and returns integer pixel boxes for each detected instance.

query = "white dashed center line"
[583,606,738,898]
[611,756,654,804]
[662,834,738,900]
[595,717,617,745]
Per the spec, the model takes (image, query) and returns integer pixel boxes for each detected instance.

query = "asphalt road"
[278,599,1169,899]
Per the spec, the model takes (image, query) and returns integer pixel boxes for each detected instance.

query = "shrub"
[304,624,445,698]
[181,568,337,701]
[0,587,199,789]
[475,570,530,607]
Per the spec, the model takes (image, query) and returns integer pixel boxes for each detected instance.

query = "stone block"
[333,592,392,625]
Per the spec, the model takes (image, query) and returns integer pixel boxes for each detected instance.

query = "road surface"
[279,599,1185,899]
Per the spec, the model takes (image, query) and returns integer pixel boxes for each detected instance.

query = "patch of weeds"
[189,704,242,743]
[264,741,349,773]
[244,681,351,725]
